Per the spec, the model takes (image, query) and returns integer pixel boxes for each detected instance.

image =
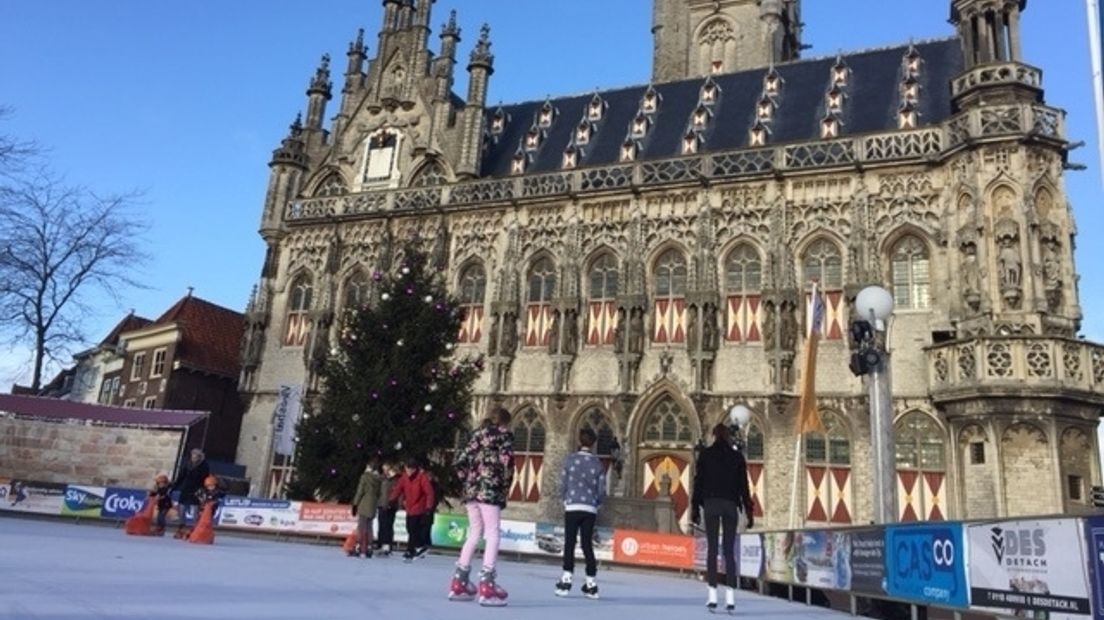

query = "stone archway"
[630,390,700,532]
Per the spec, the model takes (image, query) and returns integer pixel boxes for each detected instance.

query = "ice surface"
[0,517,845,620]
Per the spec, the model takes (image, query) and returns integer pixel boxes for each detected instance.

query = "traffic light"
[1092,486,1104,508]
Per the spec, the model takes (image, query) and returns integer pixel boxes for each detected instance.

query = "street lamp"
[728,404,752,451]
[851,285,898,525]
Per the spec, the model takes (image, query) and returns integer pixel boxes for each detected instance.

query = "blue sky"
[0,1,1099,384]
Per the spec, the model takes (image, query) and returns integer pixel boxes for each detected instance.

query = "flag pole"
[788,432,802,529]
[787,281,818,529]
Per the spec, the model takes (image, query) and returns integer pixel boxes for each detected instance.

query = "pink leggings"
[458,502,501,570]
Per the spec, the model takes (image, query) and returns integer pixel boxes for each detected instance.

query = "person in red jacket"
[389,458,435,561]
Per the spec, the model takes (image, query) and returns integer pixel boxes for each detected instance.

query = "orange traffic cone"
[187,502,216,545]
[125,497,157,536]
[342,529,359,555]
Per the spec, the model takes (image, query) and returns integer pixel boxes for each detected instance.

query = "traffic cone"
[187,502,216,545]
[125,497,157,536]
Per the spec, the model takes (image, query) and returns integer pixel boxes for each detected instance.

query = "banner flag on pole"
[796,283,826,435]
[273,385,303,457]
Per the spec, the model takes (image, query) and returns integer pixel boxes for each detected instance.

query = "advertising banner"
[739,533,764,579]
[850,528,888,597]
[296,502,356,537]
[534,522,614,562]
[885,524,968,608]
[218,497,301,533]
[764,531,796,583]
[1086,517,1104,620]
[2,480,64,516]
[431,513,469,548]
[793,530,851,591]
[498,520,538,554]
[613,529,695,569]
[271,384,303,457]
[969,519,1092,618]
[61,485,106,518]
[101,487,149,519]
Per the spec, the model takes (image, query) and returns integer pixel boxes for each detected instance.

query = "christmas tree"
[286,248,483,503]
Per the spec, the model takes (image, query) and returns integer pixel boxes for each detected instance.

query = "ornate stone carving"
[958,225,983,312]
[994,218,1023,310]
[1039,222,1064,312]
[627,308,646,354]
[701,302,719,352]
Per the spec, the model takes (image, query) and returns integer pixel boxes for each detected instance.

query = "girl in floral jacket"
[448,408,514,606]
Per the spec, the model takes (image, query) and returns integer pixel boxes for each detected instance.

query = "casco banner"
[884,524,967,608]
[613,529,695,569]
[969,519,1091,618]
[61,485,106,518]
[101,487,149,519]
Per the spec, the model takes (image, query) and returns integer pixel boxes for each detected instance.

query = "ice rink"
[0,516,845,619]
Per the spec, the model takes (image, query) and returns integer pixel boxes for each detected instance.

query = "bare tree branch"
[0,171,150,389]
[0,106,41,180]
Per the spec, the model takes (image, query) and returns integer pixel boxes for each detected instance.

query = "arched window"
[802,238,845,340]
[725,244,763,343]
[458,263,486,344]
[283,274,313,347]
[745,421,766,518]
[510,409,546,503]
[577,408,618,458]
[891,235,931,310]
[642,396,693,444]
[897,412,948,521]
[804,411,852,524]
[697,18,735,75]
[653,249,688,344]
[587,253,619,346]
[314,172,347,197]
[343,270,370,311]
[525,257,556,347]
[410,161,448,187]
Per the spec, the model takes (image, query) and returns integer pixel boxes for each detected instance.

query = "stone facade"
[0,417,183,488]
[236,0,1104,530]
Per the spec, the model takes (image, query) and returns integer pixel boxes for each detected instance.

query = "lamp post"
[853,286,898,525]
[728,404,752,452]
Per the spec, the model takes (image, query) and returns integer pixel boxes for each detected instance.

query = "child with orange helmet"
[187,475,224,545]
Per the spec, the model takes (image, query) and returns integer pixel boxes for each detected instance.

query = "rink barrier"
[0,476,1099,619]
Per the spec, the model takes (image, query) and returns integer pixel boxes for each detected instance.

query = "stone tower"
[652,0,801,82]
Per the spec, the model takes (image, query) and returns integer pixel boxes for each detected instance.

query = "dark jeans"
[406,513,430,550]
[563,511,598,577]
[155,508,168,530]
[176,503,197,529]
[705,498,738,588]
[377,508,396,547]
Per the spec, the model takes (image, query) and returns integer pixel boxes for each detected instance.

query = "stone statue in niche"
[613,308,626,353]
[685,306,699,352]
[562,309,579,355]
[500,311,518,354]
[959,235,983,312]
[547,311,561,354]
[779,299,799,353]
[487,314,500,355]
[628,308,645,354]
[1040,225,1064,312]
[701,302,719,352]
[995,218,1023,309]
[761,299,778,350]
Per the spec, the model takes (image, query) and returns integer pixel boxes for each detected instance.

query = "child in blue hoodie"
[554,428,606,600]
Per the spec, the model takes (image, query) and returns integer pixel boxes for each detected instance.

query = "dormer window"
[576,122,592,146]
[701,79,720,105]
[898,105,918,130]
[642,87,660,114]
[749,122,769,147]
[757,96,774,122]
[902,76,920,103]
[682,131,701,155]
[490,108,509,135]
[538,100,556,128]
[631,113,650,139]
[826,86,844,114]
[511,152,527,175]
[764,68,782,95]
[587,94,606,122]
[832,59,850,87]
[562,147,579,170]
[525,128,542,151]
[620,140,638,162]
[711,60,724,74]
[821,115,840,139]
[691,105,710,131]
[904,47,922,76]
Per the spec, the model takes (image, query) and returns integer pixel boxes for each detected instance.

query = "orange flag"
[796,283,826,435]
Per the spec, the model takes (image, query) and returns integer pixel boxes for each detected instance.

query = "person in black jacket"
[691,423,755,613]
[171,449,209,538]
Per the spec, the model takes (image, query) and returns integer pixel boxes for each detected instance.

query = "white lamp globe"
[728,404,752,430]
[855,285,894,330]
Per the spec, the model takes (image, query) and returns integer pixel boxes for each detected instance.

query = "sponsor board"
[793,530,851,591]
[739,534,763,579]
[296,502,356,536]
[969,519,1091,618]
[885,524,968,608]
[533,522,614,562]
[498,520,538,554]
[2,480,65,516]
[1086,517,1104,620]
[849,529,887,597]
[613,529,695,569]
[430,513,469,548]
[764,531,796,583]
[101,488,149,519]
[218,497,301,532]
[61,485,106,518]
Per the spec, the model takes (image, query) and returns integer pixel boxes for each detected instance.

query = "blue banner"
[885,524,968,608]
[1087,517,1104,620]
[101,487,148,519]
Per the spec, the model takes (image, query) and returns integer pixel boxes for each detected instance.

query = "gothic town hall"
[236,0,1104,530]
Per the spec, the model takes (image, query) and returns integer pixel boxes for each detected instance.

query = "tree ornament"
[397,339,405,347]
[381,292,391,301]
[424,295,433,303]
[401,266,410,275]
[424,404,433,412]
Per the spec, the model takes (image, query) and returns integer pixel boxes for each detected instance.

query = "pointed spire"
[469,23,494,70]
[348,28,365,55]
[290,112,303,134]
[442,9,460,38]
[309,54,333,96]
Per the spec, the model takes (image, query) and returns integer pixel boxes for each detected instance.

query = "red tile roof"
[153,295,244,378]
[0,393,207,428]
[100,313,153,347]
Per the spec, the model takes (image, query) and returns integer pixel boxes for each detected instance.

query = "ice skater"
[171,449,209,539]
[554,427,605,600]
[691,424,755,614]
[376,462,399,557]
[151,473,173,535]
[448,407,514,607]
[349,456,384,558]
[187,475,224,545]
[388,458,435,561]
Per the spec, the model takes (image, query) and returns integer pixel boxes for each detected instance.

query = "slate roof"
[0,393,207,428]
[479,38,962,178]
[150,295,244,379]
